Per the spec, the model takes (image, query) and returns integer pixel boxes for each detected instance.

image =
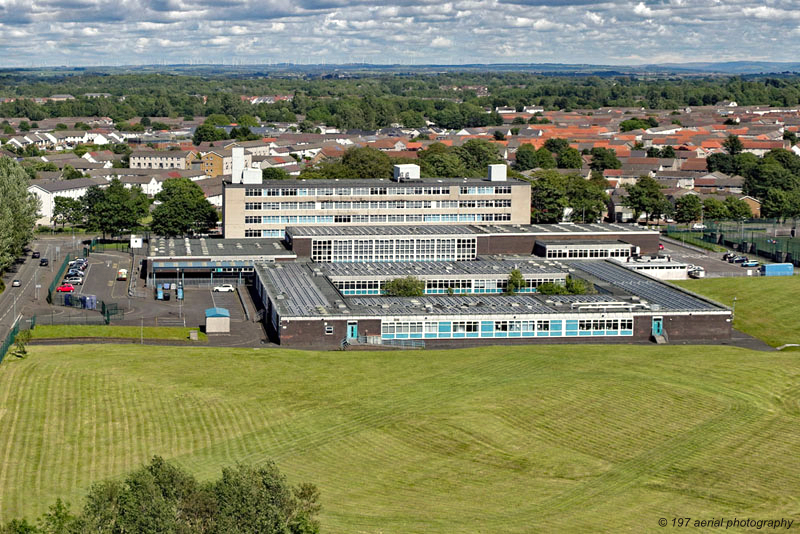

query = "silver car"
[63,276,83,285]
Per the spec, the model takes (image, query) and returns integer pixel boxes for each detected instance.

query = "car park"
[742,260,760,268]
[56,284,75,293]
[39,258,49,266]
[11,279,21,287]
[32,251,40,258]
[63,276,83,285]
[213,284,235,292]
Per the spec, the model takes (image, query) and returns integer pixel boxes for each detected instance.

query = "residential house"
[130,150,196,170]
[28,178,107,225]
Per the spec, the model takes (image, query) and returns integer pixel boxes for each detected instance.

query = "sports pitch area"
[0,277,799,532]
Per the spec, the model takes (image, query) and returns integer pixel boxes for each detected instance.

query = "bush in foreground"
[0,457,320,534]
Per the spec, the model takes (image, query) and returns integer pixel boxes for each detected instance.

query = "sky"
[0,0,797,67]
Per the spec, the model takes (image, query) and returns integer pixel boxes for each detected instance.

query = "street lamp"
[732,296,737,323]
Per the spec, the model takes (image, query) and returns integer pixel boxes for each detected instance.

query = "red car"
[658,243,665,250]
[56,284,75,293]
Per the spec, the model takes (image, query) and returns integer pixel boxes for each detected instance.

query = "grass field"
[1,344,799,532]
[30,325,208,342]
[674,275,800,347]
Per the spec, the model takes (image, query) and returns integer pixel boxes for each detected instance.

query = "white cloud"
[431,36,452,47]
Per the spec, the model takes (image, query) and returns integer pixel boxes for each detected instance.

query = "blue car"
[741,260,760,268]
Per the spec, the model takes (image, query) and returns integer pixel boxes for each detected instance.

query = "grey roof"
[147,237,293,259]
[568,260,721,311]
[287,222,656,238]
[30,178,107,193]
[321,259,566,279]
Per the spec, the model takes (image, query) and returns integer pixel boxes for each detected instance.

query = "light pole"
[732,297,737,323]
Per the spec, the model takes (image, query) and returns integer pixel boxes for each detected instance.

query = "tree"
[454,139,502,173]
[557,147,582,169]
[507,269,525,294]
[514,144,538,171]
[151,178,217,237]
[624,176,671,222]
[237,114,260,127]
[420,152,467,178]
[723,134,744,156]
[340,147,393,178]
[529,170,568,223]
[263,168,291,180]
[18,121,30,132]
[706,153,735,174]
[192,124,227,145]
[673,194,703,223]
[52,196,83,227]
[0,158,39,276]
[383,276,425,297]
[620,117,656,132]
[588,147,621,172]
[12,329,31,358]
[702,198,728,221]
[493,130,506,141]
[398,110,426,128]
[83,179,149,239]
[724,196,752,220]
[761,188,797,221]
[566,174,607,222]
[543,138,569,155]
[204,114,232,127]
[61,165,84,180]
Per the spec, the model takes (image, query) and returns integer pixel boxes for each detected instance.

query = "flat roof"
[321,259,567,279]
[256,260,726,319]
[147,237,294,260]
[287,223,658,239]
[225,177,528,188]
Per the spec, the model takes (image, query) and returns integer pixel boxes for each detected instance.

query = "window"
[325,326,334,335]
[536,320,550,332]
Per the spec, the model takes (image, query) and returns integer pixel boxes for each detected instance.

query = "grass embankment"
[673,275,800,347]
[30,325,208,342]
[1,344,799,532]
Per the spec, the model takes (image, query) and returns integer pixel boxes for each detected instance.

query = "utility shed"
[205,307,230,334]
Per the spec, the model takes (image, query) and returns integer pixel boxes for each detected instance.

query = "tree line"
[51,177,218,238]
[0,456,320,534]
[4,73,800,131]
[0,158,39,276]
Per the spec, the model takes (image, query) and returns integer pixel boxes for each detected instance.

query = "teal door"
[652,317,663,336]
[347,321,358,340]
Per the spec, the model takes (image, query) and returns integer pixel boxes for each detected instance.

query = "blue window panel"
[606,331,618,336]
[523,331,536,337]
[453,332,465,338]
[424,333,437,339]
[495,332,508,338]
[550,320,563,330]
[396,333,409,339]
[509,332,521,337]
[579,331,592,336]
[621,330,633,336]
[439,323,451,333]
[537,331,549,337]
[566,331,578,336]
[466,332,479,338]
[566,320,579,331]
[382,334,393,340]
[481,322,494,332]
[410,333,423,339]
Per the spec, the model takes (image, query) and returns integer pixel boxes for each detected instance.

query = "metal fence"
[29,311,107,326]
[0,315,21,365]
[46,253,74,304]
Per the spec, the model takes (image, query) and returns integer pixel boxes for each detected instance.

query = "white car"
[692,223,707,230]
[213,284,235,292]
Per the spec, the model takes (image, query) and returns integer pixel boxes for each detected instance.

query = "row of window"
[244,213,512,226]
[333,276,564,295]
[244,199,513,211]
[545,247,632,259]
[380,318,635,339]
[244,185,516,197]
[244,229,284,238]
[312,238,477,263]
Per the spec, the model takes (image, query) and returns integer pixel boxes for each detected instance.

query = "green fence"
[0,317,21,365]
[46,253,74,304]
[703,220,800,265]
[87,237,130,254]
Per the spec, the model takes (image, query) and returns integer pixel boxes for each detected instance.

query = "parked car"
[722,252,736,261]
[658,243,665,250]
[32,251,40,259]
[56,284,75,293]
[11,279,21,287]
[66,269,85,277]
[63,276,83,285]
[742,260,760,268]
[213,284,235,292]
[731,256,749,264]
[39,258,49,266]
[692,223,707,230]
